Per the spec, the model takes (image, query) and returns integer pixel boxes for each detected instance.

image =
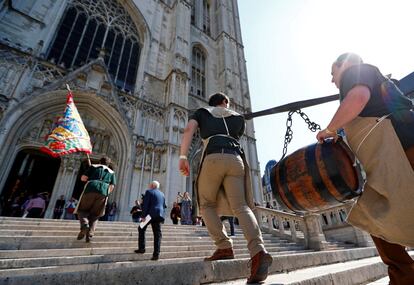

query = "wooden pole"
[86,153,91,167]
[243,71,414,120]
[243,94,339,120]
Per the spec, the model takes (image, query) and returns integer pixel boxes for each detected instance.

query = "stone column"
[325,212,333,226]
[44,155,81,219]
[303,213,328,250]
[290,219,298,242]
[266,214,273,234]
[278,218,285,236]
[353,227,375,247]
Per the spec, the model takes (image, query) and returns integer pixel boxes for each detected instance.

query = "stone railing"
[255,202,374,250]
[256,207,305,243]
[315,202,374,247]
[317,202,353,229]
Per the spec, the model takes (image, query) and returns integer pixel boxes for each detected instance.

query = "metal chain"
[280,109,321,161]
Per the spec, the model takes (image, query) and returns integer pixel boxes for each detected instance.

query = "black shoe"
[134,249,145,254]
[85,229,92,243]
[151,255,159,260]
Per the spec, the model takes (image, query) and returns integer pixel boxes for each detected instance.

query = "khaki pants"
[198,153,264,257]
[77,192,107,235]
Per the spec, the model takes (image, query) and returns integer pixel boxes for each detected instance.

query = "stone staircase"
[0,217,398,285]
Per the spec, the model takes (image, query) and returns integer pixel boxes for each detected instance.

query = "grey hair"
[149,180,160,189]
[334,53,363,67]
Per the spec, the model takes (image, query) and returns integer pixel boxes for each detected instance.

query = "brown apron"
[345,116,414,247]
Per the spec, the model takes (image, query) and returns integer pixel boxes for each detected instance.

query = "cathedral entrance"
[0,149,61,217]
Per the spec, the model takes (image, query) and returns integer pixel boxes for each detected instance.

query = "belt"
[206,148,240,156]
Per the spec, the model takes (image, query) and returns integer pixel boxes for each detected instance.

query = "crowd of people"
[1,192,81,220]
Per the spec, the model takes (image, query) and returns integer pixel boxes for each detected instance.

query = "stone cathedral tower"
[0,0,263,221]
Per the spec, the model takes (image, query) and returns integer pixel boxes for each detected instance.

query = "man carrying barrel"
[178,92,273,284]
[317,53,414,284]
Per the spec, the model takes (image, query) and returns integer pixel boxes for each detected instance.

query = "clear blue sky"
[238,0,414,173]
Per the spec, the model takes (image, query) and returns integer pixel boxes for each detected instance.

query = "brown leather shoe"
[247,250,273,284]
[204,248,234,261]
[76,226,89,240]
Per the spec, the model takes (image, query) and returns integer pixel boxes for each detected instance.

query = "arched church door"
[0,149,60,216]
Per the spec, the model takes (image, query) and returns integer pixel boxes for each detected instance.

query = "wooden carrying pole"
[243,71,414,120]
[86,153,91,167]
[243,94,339,120]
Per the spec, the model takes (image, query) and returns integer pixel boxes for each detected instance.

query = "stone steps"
[0,217,376,285]
[211,255,387,285]
[366,277,389,284]
[0,248,315,270]
[211,252,414,285]
[0,247,382,285]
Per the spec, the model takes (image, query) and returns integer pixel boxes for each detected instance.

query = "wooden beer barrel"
[270,139,364,213]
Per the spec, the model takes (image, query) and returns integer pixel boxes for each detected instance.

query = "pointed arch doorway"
[0,149,61,216]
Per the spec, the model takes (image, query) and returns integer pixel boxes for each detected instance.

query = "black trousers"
[138,218,163,256]
[220,216,235,236]
[27,208,43,218]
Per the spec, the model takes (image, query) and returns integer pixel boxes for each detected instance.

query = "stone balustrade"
[255,201,374,250]
[256,206,305,243]
[316,202,353,229]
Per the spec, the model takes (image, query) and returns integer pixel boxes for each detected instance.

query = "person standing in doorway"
[64,197,77,220]
[178,92,273,284]
[107,202,117,221]
[76,156,116,242]
[316,53,414,283]
[53,195,66,219]
[25,194,46,218]
[134,181,166,261]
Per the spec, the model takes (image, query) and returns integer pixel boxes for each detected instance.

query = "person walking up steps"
[179,92,273,284]
[134,181,166,261]
[76,156,116,243]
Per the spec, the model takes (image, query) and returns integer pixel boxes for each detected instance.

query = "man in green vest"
[76,156,116,242]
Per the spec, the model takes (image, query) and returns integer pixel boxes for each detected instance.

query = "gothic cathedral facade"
[0,0,263,220]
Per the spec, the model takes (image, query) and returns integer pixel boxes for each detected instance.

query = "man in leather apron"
[317,53,414,284]
[179,93,273,284]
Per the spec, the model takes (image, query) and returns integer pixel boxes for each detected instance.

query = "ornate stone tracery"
[67,0,140,40]
[136,100,165,122]
[134,136,167,173]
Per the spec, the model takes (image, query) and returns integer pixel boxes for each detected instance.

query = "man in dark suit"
[134,181,166,260]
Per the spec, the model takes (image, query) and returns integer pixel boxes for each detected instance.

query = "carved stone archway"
[0,89,133,219]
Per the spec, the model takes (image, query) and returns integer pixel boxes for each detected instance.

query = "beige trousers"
[198,153,264,257]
